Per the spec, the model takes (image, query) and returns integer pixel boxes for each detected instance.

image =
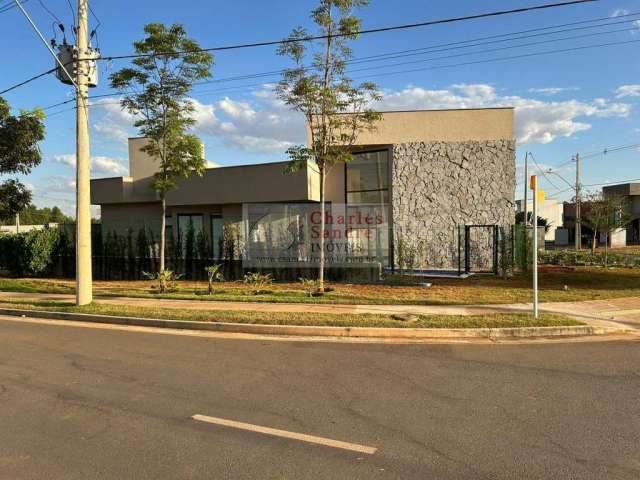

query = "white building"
[516,198,564,242]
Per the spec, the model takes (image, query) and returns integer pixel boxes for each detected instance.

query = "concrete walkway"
[1,291,638,331]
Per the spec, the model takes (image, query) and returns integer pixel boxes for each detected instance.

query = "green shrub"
[243,272,273,294]
[143,269,182,294]
[299,277,320,297]
[0,227,60,276]
[539,249,640,268]
[204,264,224,294]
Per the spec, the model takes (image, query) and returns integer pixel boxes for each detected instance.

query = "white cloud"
[615,85,640,98]
[375,84,631,144]
[30,176,76,216]
[190,92,305,153]
[611,9,640,34]
[51,153,128,176]
[611,8,629,17]
[528,87,579,96]
[81,83,633,156]
[91,98,136,145]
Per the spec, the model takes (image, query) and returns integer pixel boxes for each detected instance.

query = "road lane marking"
[191,414,377,454]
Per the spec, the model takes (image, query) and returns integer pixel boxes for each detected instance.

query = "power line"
[583,177,640,188]
[0,67,56,95]
[93,0,600,61]
[195,14,640,86]
[356,38,640,81]
[3,5,623,99]
[40,36,640,115]
[580,143,640,159]
[346,26,637,76]
[36,0,61,23]
[529,152,561,190]
[0,0,29,13]
[65,0,75,27]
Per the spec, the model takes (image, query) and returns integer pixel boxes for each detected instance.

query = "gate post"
[457,225,462,276]
[493,225,499,275]
[464,225,470,274]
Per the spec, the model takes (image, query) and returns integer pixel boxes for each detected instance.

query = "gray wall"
[392,139,516,270]
[101,203,162,238]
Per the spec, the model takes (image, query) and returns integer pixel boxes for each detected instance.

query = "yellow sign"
[530,175,537,190]
[537,189,545,203]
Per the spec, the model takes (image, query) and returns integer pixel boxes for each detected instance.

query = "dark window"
[177,214,204,246]
[346,150,389,205]
[210,214,224,259]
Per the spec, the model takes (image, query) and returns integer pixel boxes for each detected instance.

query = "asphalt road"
[1,317,639,480]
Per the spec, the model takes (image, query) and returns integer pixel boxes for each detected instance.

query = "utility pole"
[14,0,94,305]
[75,0,93,305]
[523,152,529,226]
[522,152,529,272]
[531,175,539,319]
[574,153,581,251]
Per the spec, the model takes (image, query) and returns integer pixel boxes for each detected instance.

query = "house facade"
[91,108,516,271]
[603,182,640,245]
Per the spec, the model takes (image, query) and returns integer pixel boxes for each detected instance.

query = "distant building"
[603,182,640,245]
[0,223,59,234]
[515,198,563,242]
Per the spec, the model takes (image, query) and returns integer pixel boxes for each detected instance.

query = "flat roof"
[331,107,515,115]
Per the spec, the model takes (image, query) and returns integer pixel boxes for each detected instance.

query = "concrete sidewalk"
[1,290,638,331]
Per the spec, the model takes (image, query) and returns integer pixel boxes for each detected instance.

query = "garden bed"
[1,266,640,305]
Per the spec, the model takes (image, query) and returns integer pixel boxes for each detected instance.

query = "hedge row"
[0,227,62,276]
[539,249,640,268]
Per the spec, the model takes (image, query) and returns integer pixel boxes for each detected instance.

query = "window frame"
[344,148,391,205]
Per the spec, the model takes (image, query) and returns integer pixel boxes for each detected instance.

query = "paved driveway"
[1,316,639,479]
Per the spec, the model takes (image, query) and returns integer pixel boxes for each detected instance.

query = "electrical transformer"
[55,43,100,88]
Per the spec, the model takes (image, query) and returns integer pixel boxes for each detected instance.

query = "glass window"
[211,215,224,259]
[346,150,389,192]
[177,214,204,246]
[346,150,389,205]
[347,190,389,205]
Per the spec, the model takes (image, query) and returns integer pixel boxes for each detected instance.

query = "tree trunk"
[604,232,609,268]
[591,231,597,253]
[160,195,166,275]
[318,166,326,293]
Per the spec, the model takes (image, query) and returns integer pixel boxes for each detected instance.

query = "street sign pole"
[531,175,539,319]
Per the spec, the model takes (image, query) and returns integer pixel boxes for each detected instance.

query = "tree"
[0,97,45,221]
[277,0,382,293]
[583,192,631,265]
[110,23,213,288]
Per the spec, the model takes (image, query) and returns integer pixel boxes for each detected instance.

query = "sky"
[1,0,639,216]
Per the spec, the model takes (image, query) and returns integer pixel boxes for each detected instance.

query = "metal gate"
[461,225,499,274]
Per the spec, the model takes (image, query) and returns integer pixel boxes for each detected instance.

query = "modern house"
[603,182,640,245]
[562,182,639,247]
[91,107,516,271]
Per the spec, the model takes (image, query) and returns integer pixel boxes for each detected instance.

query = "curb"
[0,308,630,340]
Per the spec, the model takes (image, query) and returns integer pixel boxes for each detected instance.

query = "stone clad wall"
[392,140,516,270]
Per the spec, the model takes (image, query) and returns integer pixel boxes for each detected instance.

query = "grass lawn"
[0,266,638,306]
[0,299,582,329]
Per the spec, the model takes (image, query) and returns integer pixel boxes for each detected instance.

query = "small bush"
[205,264,224,295]
[243,272,273,295]
[299,277,320,297]
[143,269,182,294]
